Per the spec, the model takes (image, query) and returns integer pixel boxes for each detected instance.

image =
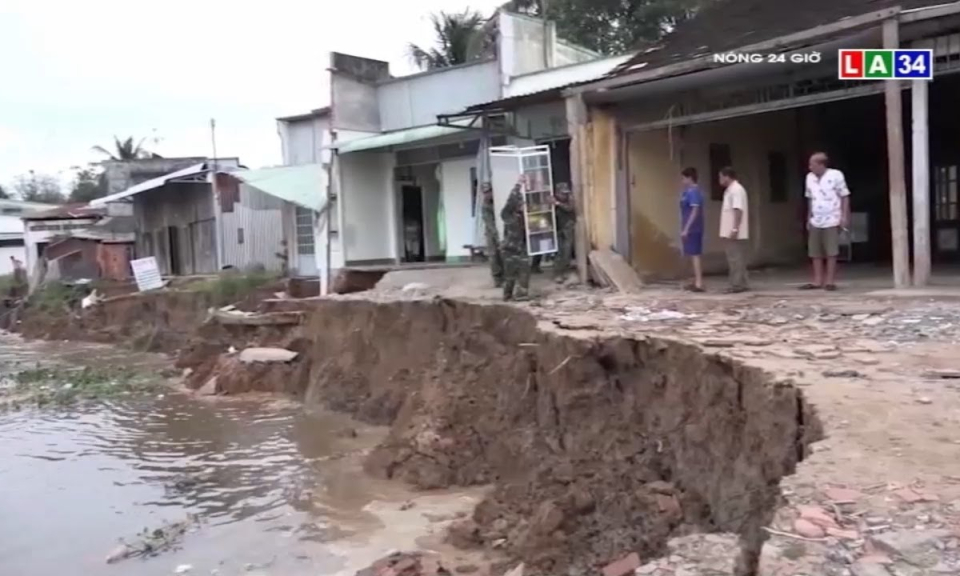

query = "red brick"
[602,552,641,576]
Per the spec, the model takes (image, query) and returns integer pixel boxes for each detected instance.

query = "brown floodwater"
[0,333,481,576]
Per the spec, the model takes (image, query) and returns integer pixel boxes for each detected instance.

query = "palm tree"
[92,136,159,161]
[408,10,487,71]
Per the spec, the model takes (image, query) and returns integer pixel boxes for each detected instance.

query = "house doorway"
[401,185,426,262]
[167,226,182,275]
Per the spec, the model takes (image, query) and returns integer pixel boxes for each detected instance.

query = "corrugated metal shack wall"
[133,183,217,276]
[377,60,500,132]
[221,184,286,272]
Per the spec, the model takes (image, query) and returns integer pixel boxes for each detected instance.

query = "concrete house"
[276,11,600,285]
[563,0,960,287]
[0,199,56,276]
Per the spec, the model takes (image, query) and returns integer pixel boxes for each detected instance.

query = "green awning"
[335,121,475,154]
[228,164,327,211]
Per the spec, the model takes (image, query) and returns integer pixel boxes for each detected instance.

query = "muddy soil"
[10,291,824,575]
[179,299,822,575]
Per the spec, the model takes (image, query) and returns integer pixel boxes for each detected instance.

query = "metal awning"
[225,164,327,211]
[90,163,208,206]
[334,120,475,154]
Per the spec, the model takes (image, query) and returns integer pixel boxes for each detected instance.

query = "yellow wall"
[620,109,806,277]
[586,108,616,252]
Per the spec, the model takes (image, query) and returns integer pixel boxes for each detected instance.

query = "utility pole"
[210,119,225,270]
[541,0,551,69]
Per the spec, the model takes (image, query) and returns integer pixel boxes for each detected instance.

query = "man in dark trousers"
[552,182,576,283]
[501,178,530,301]
[479,182,504,287]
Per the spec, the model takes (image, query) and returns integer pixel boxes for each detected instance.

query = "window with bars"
[934,165,958,222]
[295,206,315,255]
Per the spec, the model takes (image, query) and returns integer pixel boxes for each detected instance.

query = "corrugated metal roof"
[335,120,475,154]
[504,54,633,99]
[21,204,105,221]
[226,164,327,211]
[89,163,209,207]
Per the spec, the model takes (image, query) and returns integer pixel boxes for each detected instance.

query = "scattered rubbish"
[238,347,298,364]
[227,346,238,355]
[197,377,218,396]
[81,289,103,309]
[619,307,692,322]
[822,369,863,378]
[916,397,934,405]
[175,564,193,574]
[922,369,960,380]
[354,551,451,576]
[503,563,524,576]
[402,282,430,293]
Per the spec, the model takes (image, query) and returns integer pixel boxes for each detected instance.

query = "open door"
[401,185,426,262]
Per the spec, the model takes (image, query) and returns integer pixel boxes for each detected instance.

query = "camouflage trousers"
[554,225,575,280]
[502,249,530,301]
[486,233,504,286]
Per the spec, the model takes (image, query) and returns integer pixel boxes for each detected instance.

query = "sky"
[0,0,506,192]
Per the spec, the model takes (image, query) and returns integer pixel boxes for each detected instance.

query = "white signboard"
[130,257,164,292]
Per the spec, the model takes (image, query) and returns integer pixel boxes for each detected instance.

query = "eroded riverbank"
[0,333,489,576]
[3,287,827,575]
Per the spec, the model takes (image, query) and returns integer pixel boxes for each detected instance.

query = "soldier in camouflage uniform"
[552,182,577,283]
[500,179,530,301]
[480,182,504,287]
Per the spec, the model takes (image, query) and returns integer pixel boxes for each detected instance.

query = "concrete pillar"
[911,79,931,287]
[883,18,911,288]
[566,94,590,282]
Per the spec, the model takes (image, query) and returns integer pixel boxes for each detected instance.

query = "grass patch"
[2,364,162,408]
[27,281,86,313]
[189,269,277,307]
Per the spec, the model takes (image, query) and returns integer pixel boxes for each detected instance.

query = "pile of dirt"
[266,299,821,575]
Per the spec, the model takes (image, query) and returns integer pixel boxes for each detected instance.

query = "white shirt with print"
[805,168,850,229]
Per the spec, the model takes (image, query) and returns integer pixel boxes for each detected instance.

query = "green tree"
[92,135,160,161]
[12,172,65,204]
[503,0,704,55]
[0,184,9,200]
[408,10,487,70]
[69,166,108,203]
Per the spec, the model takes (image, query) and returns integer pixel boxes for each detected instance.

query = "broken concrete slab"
[869,529,952,567]
[210,310,303,326]
[851,561,892,576]
[238,347,298,364]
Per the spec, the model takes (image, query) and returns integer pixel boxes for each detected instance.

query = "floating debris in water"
[105,515,200,564]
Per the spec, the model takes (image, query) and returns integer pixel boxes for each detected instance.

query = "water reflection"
[0,333,481,576]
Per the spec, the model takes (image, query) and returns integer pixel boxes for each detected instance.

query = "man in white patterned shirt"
[800,152,850,291]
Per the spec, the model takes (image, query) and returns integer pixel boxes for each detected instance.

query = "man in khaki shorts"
[800,152,850,291]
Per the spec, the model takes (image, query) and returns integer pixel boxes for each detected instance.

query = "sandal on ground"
[723,286,749,294]
[824,284,838,291]
[798,283,822,290]
[687,285,705,293]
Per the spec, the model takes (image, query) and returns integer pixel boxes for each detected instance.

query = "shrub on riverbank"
[189,269,278,307]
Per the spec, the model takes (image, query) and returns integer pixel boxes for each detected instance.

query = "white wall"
[278,115,332,166]
[340,151,396,262]
[377,61,501,132]
[440,158,477,259]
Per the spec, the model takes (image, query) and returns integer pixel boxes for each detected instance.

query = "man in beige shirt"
[718,166,749,293]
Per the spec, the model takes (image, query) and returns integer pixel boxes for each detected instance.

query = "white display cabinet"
[489,145,559,256]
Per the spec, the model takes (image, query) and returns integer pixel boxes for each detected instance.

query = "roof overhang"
[89,163,209,207]
[333,120,477,154]
[567,6,903,98]
[587,27,883,105]
[222,164,327,211]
